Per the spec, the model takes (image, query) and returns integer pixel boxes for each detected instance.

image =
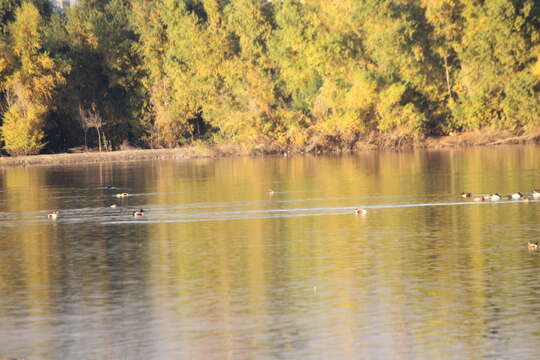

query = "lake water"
[1,146,540,359]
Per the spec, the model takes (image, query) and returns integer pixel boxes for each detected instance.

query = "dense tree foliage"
[0,0,540,154]
[1,2,66,155]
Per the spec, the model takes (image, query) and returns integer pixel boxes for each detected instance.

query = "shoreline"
[1,130,539,168]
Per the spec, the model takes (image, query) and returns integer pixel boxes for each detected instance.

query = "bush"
[1,102,46,156]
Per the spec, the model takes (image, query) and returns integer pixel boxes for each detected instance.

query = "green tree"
[2,0,539,155]
[131,0,185,147]
[205,0,282,147]
[355,0,443,134]
[453,0,540,130]
[421,0,464,132]
[269,0,321,114]
[45,0,143,151]
[133,0,232,147]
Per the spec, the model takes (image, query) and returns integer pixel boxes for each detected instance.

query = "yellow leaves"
[1,102,46,156]
[309,75,371,142]
[12,53,65,105]
[345,71,378,111]
[243,68,273,114]
[225,0,271,61]
[0,40,14,79]
[7,2,65,99]
[9,2,42,58]
[312,80,338,119]
[317,0,356,32]
[0,58,6,75]
[422,0,462,36]
[203,0,223,31]
[533,56,540,80]
[315,111,362,138]
[0,1,66,156]
[66,16,99,50]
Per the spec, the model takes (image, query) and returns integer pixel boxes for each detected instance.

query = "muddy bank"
[422,129,540,148]
[351,129,540,150]
[1,130,539,168]
[0,144,244,168]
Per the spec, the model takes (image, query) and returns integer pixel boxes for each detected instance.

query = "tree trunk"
[102,131,108,151]
[443,54,452,99]
[96,127,102,152]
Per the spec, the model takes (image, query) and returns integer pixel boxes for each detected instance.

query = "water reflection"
[0,146,540,359]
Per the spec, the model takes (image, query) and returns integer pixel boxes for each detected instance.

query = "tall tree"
[343,0,440,135]
[47,0,143,151]
[206,0,279,146]
[132,0,188,147]
[453,0,540,130]
[1,2,66,155]
[0,0,20,33]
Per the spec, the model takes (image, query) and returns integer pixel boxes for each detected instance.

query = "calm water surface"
[1,146,540,359]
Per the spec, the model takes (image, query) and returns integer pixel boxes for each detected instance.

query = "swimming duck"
[511,192,523,199]
[532,190,540,198]
[502,195,512,200]
[132,209,144,217]
[355,209,368,215]
[489,193,501,201]
[110,204,117,208]
[115,193,129,198]
[461,192,472,198]
[473,197,484,202]
[48,210,59,220]
[528,242,539,251]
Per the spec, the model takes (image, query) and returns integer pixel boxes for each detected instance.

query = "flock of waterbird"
[46,187,538,250]
[47,191,144,220]
[460,189,540,202]
[462,189,540,251]
[352,189,540,249]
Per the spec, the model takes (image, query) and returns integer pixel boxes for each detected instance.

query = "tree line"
[0,0,539,155]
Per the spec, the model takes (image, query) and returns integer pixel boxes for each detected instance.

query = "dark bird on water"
[132,209,144,217]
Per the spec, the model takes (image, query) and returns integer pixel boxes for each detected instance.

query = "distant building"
[53,0,78,10]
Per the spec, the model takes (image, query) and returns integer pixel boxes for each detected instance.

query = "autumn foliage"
[0,0,540,155]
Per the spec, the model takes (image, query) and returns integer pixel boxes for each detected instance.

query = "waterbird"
[110,204,117,208]
[511,192,523,199]
[502,195,512,200]
[461,192,472,198]
[132,209,144,217]
[528,242,539,251]
[47,210,59,220]
[489,193,501,201]
[115,193,129,198]
[532,190,540,198]
[473,197,484,202]
[355,209,368,215]
[268,189,275,195]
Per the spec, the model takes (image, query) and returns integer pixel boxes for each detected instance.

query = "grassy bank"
[1,130,540,168]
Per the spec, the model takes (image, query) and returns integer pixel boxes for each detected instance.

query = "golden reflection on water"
[0,146,540,359]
